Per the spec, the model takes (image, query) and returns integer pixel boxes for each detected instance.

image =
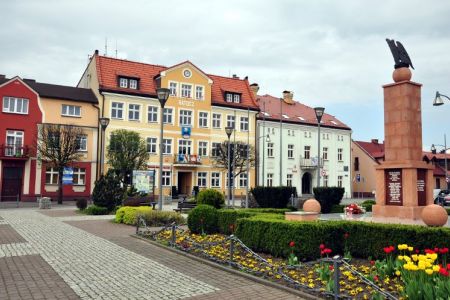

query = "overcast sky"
[1,0,450,150]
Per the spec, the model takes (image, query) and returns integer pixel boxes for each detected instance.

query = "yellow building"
[78,51,259,197]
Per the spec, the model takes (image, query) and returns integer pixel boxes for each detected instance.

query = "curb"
[132,235,319,300]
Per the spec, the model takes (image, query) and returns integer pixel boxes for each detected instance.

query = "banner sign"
[132,170,155,193]
[62,167,73,185]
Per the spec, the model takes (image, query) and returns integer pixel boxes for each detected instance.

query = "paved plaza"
[0,207,302,300]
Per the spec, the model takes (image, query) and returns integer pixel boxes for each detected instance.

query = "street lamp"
[156,88,170,211]
[433,91,450,106]
[314,107,325,188]
[431,135,449,189]
[99,117,110,177]
[258,133,270,186]
[225,126,234,207]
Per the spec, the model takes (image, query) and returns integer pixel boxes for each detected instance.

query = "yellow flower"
[408,246,413,252]
[412,254,418,261]
[425,269,433,275]
[433,265,440,272]
[403,256,411,262]
[398,255,404,260]
[395,270,401,276]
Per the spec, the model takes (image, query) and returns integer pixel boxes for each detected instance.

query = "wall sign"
[181,127,191,139]
[417,169,426,206]
[385,169,402,205]
[62,167,73,185]
[132,170,155,194]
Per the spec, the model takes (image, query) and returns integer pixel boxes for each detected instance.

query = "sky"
[1,0,450,150]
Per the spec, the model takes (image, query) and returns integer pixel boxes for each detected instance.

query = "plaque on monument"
[385,169,402,205]
[417,169,426,206]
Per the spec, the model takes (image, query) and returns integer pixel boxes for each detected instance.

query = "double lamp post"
[433,91,450,188]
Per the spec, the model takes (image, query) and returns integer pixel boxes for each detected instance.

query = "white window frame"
[3,97,29,114]
[267,143,274,158]
[240,116,249,132]
[338,148,343,161]
[239,173,248,188]
[119,78,128,88]
[211,142,221,157]
[179,109,193,127]
[198,111,209,128]
[267,173,273,187]
[323,147,328,160]
[111,102,124,119]
[76,135,87,152]
[128,104,140,121]
[323,175,329,187]
[288,144,294,159]
[195,85,204,100]
[162,171,171,186]
[163,107,174,124]
[148,106,158,123]
[211,172,221,188]
[338,175,343,188]
[181,83,192,98]
[212,113,221,129]
[287,174,293,187]
[304,146,311,159]
[45,167,59,185]
[178,139,192,155]
[61,104,81,117]
[163,138,173,155]
[197,172,208,187]
[233,94,240,103]
[129,79,138,89]
[147,137,157,154]
[226,115,235,129]
[73,168,86,185]
[5,130,24,156]
[169,81,178,96]
[198,141,208,157]
[226,94,233,102]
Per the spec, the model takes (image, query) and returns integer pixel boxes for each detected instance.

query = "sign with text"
[62,167,73,185]
[132,170,155,194]
[417,169,427,206]
[385,169,402,205]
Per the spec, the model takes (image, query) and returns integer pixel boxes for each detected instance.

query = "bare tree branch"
[211,141,255,178]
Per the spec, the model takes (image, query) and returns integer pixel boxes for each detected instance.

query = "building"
[255,90,352,197]
[78,51,259,197]
[352,139,449,197]
[0,75,98,202]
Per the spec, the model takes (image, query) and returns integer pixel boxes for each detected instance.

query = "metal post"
[159,107,164,211]
[246,107,250,208]
[333,258,340,300]
[229,237,235,265]
[445,134,449,189]
[16,194,19,208]
[100,127,106,176]
[136,217,140,235]
[280,98,283,186]
[262,102,266,187]
[228,136,232,207]
[171,224,176,246]
[317,122,321,188]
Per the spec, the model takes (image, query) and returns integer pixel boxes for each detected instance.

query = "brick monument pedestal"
[372,67,434,220]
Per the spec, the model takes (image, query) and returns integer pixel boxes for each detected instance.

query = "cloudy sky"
[1,0,450,150]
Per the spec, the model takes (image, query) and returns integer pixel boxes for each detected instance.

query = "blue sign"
[181,127,191,139]
[356,173,361,182]
[62,167,73,185]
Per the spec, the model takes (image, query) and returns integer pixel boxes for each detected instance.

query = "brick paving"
[0,224,26,244]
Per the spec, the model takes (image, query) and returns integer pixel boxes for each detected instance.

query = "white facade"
[257,120,352,197]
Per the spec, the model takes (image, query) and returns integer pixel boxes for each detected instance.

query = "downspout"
[92,102,100,182]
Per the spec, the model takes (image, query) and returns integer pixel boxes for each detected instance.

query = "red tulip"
[289,241,295,248]
[374,275,379,281]
[447,263,450,270]
[440,267,449,277]
[329,265,334,271]
[439,247,449,254]
[344,232,349,239]
[434,247,439,253]
[370,260,375,266]
[425,249,435,254]
[320,244,325,250]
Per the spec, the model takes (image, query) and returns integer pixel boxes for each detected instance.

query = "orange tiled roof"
[256,94,351,130]
[95,55,259,110]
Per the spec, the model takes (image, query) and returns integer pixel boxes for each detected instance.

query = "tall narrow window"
[6,130,24,156]
[240,117,249,131]
[146,137,157,153]
[198,172,207,187]
[212,113,221,129]
[198,141,208,157]
[179,110,192,126]
[227,115,235,129]
[76,135,87,151]
[162,171,171,186]
[111,102,124,119]
[211,142,221,157]
[304,146,311,159]
[163,108,173,124]
[338,148,343,161]
[128,104,140,121]
[163,139,172,155]
[323,175,329,187]
[233,94,240,103]
[323,147,328,160]
[148,106,158,122]
[287,174,293,187]
[338,175,343,188]
[199,112,208,128]
[181,84,192,98]
[267,143,274,157]
[211,172,221,187]
[267,173,273,187]
[239,173,248,188]
[129,79,138,89]
[288,144,294,159]
[354,157,359,171]
[169,82,177,96]
[195,86,204,100]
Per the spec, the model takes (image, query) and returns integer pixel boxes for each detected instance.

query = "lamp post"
[99,117,110,177]
[258,133,271,186]
[433,92,450,189]
[431,135,449,189]
[156,88,170,211]
[225,126,234,207]
[314,107,325,188]
[433,91,450,106]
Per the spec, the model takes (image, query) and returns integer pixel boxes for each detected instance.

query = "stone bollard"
[39,197,52,209]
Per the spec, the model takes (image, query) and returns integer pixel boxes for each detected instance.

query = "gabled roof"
[353,140,385,160]
[256,94,351,130]
[0,77,97,104]
[94,54,259,110]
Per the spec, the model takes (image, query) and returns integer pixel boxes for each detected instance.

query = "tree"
[92,170,124,211]
[36,124,84,204]
[211,141,255,181]
[106,129,149,185]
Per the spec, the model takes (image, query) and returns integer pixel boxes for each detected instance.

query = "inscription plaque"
[417,169,427,206]
[385,169,402,205]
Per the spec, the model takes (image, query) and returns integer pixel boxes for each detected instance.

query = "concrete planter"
[285,211,320,221]
[39,197,52,209]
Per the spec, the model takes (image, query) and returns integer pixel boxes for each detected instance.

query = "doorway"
[1,164,24,201]
[301,172,312,195]
[177,172,192,195]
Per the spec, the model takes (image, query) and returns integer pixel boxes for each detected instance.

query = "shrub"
[141,210,185,227]
[330,204,345,213]
[92,170,125,211]
[76,198,87,210]
[187,205,218,234]
[361,200,376,212]
[115,206,152,225]
[196,189,224,209]
[251,186,297,208]
[313,187,345,213]
[235,216,450,260]
[84,205,109,215]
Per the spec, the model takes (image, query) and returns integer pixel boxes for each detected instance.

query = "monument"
[372,39,434,219]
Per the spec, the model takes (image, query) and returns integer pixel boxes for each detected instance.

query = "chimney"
[232,74,239,79]
[371,139,379,144]
[282,90,295,104]
[0,74,5,80]
[24,78,36,83]
[94,49,99,55]
[250,83,259,97]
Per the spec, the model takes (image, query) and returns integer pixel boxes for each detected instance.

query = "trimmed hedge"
[361,200,376,212]
[76,198,87,210]
[197,189,225,208]
[84,205,109,215]
[141,210,185,226]
[187,205,218,234]
[115,206,152,225]
[330,204,345,213]
[235,216,450,260]
[313,187,345,213]
[251,186,297,208]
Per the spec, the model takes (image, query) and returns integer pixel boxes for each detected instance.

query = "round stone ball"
[303,199,321,213]
[392,67,412,82]
[422,204,448,227]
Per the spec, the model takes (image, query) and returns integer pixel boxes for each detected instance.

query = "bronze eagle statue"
[386,39,414,70]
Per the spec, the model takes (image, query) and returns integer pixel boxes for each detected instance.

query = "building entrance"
[1,163,24,201]
[177,171,192,196]
[301,172,312,195]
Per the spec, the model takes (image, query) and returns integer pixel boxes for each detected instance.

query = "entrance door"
[177,172,192,195]
[301,172,312,194]
[1,166,24,201]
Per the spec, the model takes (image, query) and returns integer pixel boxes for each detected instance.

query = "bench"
[173,201,197,213]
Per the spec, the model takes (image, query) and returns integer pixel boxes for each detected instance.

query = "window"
[129,79,138,89]
[118,77,139,89]
[163,139,172,155]
[195,86,204,100]
[323,147,328,160]
[354,157,359,171]
[169,82,177,96]
[212,113,221,129]
[181,84,192,98]
[128,104,140,121]
[304,131,308,138]
[162,171,171,186]
[198,141,208,157]
[240,117,249,131]
[119,77,128,88]
[147,106,158,123]
[267,143,274,157]
[3,97,29,114]
[45,168,59,184]
[163,108,173,124]
[323,175,329,187]
[233,94,240,103]
[226,94,233,102]
[211,172,221,188]
[288,144,294,159]
[147,137,157,154]
[239,173,248,188]
[199,112,208,128]
[5,130,24,156]
[338,148,343,161]
[76,135,87,151]
[227,115,235,129]
[178,140,192,155]
[179,110,192,126]
[111,102,124,119]
[338,175,343,188]
[73,168,86,185]
[287,174,293,187]
[267,173,273,187]
[211,142,221,157]
[198,172,207,187]
[304,146,311,159]
[226,175,235,189]
[61,105,81,117]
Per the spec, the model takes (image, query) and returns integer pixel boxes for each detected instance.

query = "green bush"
[76,198,87,210]
[235,216,450,260]
[196,189,224,208]
[140,210,185,227]
[251,186,297,208]
[84,205,109,215]
[115,206,152,225]
[313,187,345,213]
[92,170,125,211]
[330,204,345,213]
[187,205,218,234]
[362,200,376,212]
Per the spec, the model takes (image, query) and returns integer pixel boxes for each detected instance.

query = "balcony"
[0,144,31,160]
[173,154,202,166]
[299,156,323,169]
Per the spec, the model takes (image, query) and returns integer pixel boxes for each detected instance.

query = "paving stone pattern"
[0,224,26,244]
[0,210,217,299]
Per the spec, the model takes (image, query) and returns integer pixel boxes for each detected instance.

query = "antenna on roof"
[104,37,108,56]
[115,39,118,58]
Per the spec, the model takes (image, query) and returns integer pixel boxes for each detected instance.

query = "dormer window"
[119,77,128,88]
[225,92,241,103]
[118,76,139,89]
[129,79,138,89]
[226,94,233,102]
[233,94,240,103]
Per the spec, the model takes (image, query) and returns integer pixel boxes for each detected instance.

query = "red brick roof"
[353,140,385,159]
[256,94,351,130]
[95,55,259,110]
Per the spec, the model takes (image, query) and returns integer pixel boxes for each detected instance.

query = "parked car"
[434,190,450,206]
